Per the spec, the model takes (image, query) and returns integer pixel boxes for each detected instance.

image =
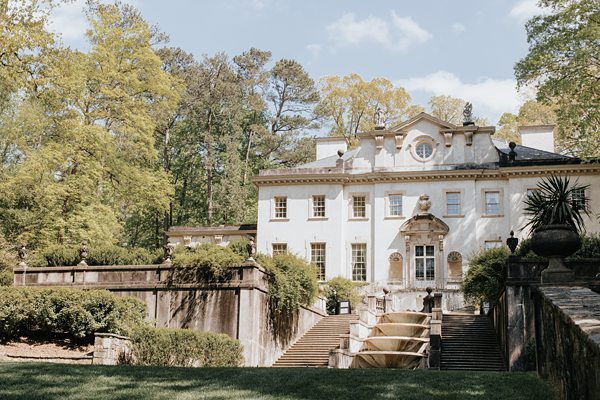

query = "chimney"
[519,125,555,153]
[315,137,348,160]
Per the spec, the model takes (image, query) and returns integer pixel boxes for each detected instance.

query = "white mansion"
[251,112,600,309]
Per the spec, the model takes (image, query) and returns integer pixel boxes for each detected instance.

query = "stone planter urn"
[529,224,580,283]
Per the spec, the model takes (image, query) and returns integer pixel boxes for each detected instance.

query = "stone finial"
[18,244,28,268]
[507,230,519,254]
[78,241,89,266]
[508,141,517,161]
[246,238,256,261]
[374,106,385,130]
[164,242,176,264]
[418,194,431,214]
[463,102,473,125]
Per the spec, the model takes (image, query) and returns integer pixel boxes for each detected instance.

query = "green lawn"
[0,362,555,400]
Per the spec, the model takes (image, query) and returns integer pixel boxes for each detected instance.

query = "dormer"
[353,112,498,171]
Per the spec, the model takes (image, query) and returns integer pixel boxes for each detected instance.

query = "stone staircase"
[440,313,506,371]
[272,314,358,367]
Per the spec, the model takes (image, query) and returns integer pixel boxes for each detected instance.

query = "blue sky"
[49,0,545,124]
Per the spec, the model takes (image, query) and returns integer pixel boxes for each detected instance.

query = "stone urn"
[529,224,580,283]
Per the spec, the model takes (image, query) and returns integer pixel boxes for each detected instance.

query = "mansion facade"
[252,113,600,308]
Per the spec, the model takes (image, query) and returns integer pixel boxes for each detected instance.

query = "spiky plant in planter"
[523,175,591,283]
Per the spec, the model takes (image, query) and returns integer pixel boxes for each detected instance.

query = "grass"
[0,363,555,400]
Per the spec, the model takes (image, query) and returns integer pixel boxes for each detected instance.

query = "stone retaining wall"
[534,286,600,400]
[13,261,326,366]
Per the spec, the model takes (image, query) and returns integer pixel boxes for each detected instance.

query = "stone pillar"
[93,333,132,365]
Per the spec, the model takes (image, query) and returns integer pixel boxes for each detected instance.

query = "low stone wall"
[93,333,132,365]
[13,262,326,366]
[533,286,600,400]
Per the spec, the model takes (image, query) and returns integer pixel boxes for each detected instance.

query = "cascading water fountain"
[352,311,430,368]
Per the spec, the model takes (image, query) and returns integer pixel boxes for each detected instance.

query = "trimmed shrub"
[323,277,363,315]
[40,245,162,267]
[258,253,318,316]
[172,243,243,282]
[462,247,510,306]
[0,287,147,341]
[129,326,243,367]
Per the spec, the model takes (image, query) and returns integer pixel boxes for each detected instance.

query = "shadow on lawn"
[0,363,554,400]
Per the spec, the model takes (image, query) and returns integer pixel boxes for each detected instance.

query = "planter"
[530,224,580,284]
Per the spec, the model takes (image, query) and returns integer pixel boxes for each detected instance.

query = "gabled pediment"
[391,112,457,132]
[400,214,449,236]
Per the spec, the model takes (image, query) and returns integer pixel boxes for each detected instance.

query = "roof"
[167,224,257,236]
[295,148,358,169]
[493,139,577,166]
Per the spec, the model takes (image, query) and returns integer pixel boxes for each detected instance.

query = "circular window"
[415,142,433,159]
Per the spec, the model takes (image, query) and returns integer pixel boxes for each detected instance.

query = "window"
[351,244,367,281]
[415,245,435,281]
[352,195,366,218]
[274,196,287,219]
[484,191,501,215]
[446,192,461,216]
[312,195,326,218]
[272,243,287,255]
[415,142,433,159]
[311,243,326,281]
[388,194,403,216]
[572,188,586,209]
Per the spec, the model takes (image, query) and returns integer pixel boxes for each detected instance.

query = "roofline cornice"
[252,164,600,186]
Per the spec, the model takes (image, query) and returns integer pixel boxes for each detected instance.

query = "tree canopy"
[514,0,599,158]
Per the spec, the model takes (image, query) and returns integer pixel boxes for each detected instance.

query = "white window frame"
[415,245,435,281]
[409,135,437,162]
[311,242,326,281]
[349,193,369,220]
[385,192,404,219]
[272,243,288,255]
[482,189,503,217]
[272,196,288,220]
[351,243,367,281]
[310,195,327,219]
[444,190,463,217]
[572,187,587,209]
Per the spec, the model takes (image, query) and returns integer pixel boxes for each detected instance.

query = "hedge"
[0,287,147,340]
[39,245,163,267]
[257,253,318,316]
[323,277,364,315]
[172,243,243,282]
[129,326,243,367]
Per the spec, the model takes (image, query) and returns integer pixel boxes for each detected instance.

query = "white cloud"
[48,0,88,41]
[326,11,431,52]
[509,0,545,20]
[451,22,466,33]
[397,71,519,122]
[48,0,143,44]
[306,44,322,59]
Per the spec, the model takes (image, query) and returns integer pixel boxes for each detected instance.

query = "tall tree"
[515,0,599,158]
[316,74,413,139]
[0,2,178,248]
[428,95,466,125]
[495,100,557,144]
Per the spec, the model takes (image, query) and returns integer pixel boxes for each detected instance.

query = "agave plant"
[523,175,591,235]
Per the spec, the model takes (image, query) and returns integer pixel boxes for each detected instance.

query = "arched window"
[388,252,403,282]
[447,251,463,282]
